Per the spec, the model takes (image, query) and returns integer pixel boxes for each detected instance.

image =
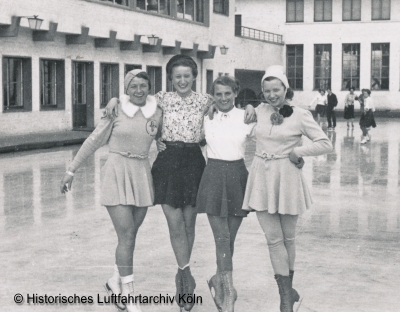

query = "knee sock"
[215,236,233,272]
[284,237,296,271]
[267,239,289,276]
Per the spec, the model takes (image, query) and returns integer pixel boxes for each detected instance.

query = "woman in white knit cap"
[60,69,162,312]
[242,65,332,312]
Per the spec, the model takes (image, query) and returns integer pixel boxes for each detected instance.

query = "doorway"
[72,61,94,130]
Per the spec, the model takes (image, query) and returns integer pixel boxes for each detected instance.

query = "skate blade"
[294,296,303,312]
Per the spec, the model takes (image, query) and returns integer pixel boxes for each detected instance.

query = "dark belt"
[164,141,199,148]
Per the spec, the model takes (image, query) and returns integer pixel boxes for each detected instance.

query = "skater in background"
[309,89,327,126]
[355,88,366,114]
[60,69,162,312]
[359,89,376,144]
[344,87,356,129]
[243,65,332,312]
[326,88,338,131]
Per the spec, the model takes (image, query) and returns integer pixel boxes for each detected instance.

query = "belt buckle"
[262,152,275,160]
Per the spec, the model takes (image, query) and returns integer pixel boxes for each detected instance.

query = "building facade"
[236,0,400,112]
[0,0,283,136]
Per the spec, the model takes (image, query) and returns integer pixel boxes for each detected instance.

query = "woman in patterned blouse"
[105,55,255,311]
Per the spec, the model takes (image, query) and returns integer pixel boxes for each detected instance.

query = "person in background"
[344,87,356,129]
[308,89,327,126]
[326,88,338,131]
[355,89,366,114]
[243,65,332,312]
[60,70,162,312]
[359,89,376,144]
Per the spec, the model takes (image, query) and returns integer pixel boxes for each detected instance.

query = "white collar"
[120,94,157,118]
[219,107,236,120]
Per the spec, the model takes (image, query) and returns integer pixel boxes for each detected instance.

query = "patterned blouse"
[155,91,212,143]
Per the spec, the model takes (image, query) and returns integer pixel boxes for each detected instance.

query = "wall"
[236,0,400,111]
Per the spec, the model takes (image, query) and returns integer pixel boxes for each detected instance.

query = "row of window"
[287,0,390,22]
[2,58,164,112]
[286,43,390,91]
[98,0,229,23]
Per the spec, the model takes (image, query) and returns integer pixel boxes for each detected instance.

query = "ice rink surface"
[1,119,399,312]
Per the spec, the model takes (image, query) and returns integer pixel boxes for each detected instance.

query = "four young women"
[61,56,332,312]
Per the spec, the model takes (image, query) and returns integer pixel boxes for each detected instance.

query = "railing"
[234,15,283,45]
[236,25,283,45]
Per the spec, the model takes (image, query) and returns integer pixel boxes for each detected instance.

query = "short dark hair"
[166,54,198,80]
[211,76,240,95]
[363,89,371,95]
[318,88,325,93]
[264,76,294,100]
[349,86,355,91]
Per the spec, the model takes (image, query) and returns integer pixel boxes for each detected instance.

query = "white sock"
[111,264,119,281]
[179,263,190,270]
[120,274,134,284]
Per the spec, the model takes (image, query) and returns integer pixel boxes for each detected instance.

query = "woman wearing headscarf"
[242,66,332,312]
[60,70,162,312]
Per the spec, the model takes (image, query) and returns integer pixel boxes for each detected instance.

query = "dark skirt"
[197,158,249,218]
[344,105,355,119]
[315,104,326,117]
[151,143,205,208]
[359,110,377,128]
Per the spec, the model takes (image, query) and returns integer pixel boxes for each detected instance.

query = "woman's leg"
[256,211,289,276]
[227,216,243,259]
[207,215,233,272]
[162,204,191,267]
[280,214,298,272]
[163,204,198,310]
[107,205,148,277]
[182,205,197,258]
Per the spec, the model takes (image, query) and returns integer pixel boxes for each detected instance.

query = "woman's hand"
[104,97,120,118]
[207,103,219,120]
[244,105,257,124]
[60,173,74,194]
[289,150,305,169]
[156,138,167,152]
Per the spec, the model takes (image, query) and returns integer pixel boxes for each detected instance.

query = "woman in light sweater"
[243,66,332,312]
[60,70,162,312]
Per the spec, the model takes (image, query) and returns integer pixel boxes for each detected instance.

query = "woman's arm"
[292,110,332,158]
[60,116,113,193]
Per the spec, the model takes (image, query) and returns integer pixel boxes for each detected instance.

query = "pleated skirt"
[242,157,312,215]
[100,153,154,207]
[197,158,249,218]
[151,145,205,208]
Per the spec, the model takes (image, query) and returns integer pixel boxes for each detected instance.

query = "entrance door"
[72,61,94,130]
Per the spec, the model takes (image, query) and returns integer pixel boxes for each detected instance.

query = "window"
[125,64,142,75]
[177,0,204,22]
[103,0,129,5]
[315,0,332,21]
[286,45,303,90]
[147,66,162,95]
[2,57,32,112]
[372,0,390,20]
[371,43,390,90]
[343,0,361,21]
[40,59,65,110]
[214,0,229,15]
[314,44,332,90]
[100,63,119,107]
[342,44,360,90]
[286,0,304,22]
[136,0,171,16]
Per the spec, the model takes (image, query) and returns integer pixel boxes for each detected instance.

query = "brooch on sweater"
[270,105,294,126]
